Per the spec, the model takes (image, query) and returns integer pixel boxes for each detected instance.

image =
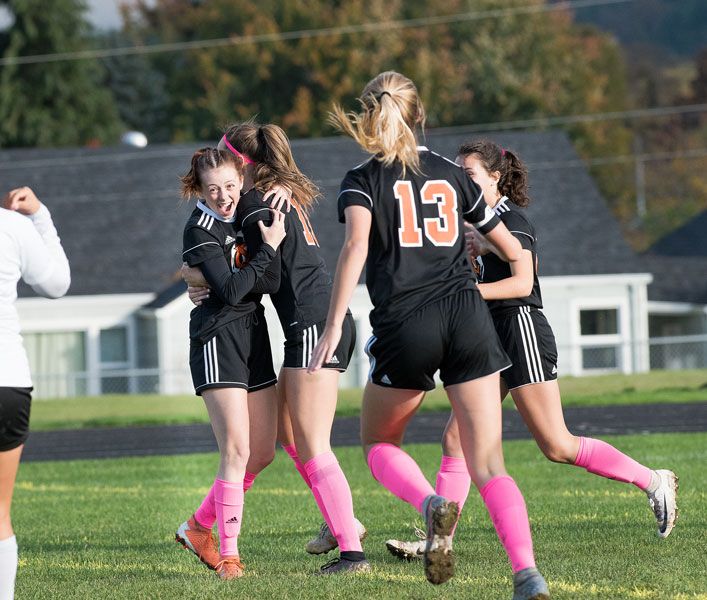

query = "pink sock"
[435,455,472,535]
[480,475,536,573]
[214,478,244,557]
[574,437,652,490]
[304,452,362,552]
[367,442,435,514]
[194,482,216,529]
[282,443,312,488]
[243,471,257,492]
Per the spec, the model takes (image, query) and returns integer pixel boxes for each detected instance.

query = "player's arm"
[477,249,534,300]
[183,212,285,306]
[4,187,71,298]
[242,212,281,295]
[308,205,371,372]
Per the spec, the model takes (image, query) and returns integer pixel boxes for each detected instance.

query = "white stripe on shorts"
[516,306,544,384]
[301,325,318,368]
[203,337,220,384]
[364,335,377,381]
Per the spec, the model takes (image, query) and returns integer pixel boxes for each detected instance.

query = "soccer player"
[176,148,286,580]
[308,72,550,598]
[0,187,71,600]
[183,123,370,575]
[385,140,679,561]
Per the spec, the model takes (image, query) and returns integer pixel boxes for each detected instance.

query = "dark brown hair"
[180,147,244,199]
[457,140,530,207]
[223,121,321,211]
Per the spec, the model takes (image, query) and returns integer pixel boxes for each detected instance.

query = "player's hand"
[187,285,210,306]
[464,223,492,257]
[181,262,208,287]
[263,184,292,212]
[259,208,286,250]
[308,325,342,373]
[3,186,42,215]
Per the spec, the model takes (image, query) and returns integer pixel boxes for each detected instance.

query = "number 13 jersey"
[337,146,500,331]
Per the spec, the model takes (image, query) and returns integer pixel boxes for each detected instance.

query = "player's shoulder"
[237,188,271,227]
[421,147,464,171]
[496,200,536,238]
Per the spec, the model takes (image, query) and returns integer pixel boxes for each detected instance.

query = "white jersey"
[0,205,71,387]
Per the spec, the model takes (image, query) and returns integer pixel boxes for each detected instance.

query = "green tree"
[0,0,122,147]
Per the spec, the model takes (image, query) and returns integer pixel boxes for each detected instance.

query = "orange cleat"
[215,556,245,580]
[175,515,220,570]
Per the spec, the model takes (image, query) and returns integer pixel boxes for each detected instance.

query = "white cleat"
[385,527,426,561]
[647,469,679,538]
[305,518,367,555]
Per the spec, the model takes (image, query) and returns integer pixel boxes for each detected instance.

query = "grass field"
[29,369,707,431]
[14,432,706,599]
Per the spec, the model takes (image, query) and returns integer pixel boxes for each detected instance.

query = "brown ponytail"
[457,140,530,207]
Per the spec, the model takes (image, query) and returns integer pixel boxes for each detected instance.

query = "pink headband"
[221,134,255,165]
[501,148,506,157]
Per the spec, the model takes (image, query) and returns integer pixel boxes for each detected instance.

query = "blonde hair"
[329,71,426,175]
[180,147,244,199]
[223,121,321,211]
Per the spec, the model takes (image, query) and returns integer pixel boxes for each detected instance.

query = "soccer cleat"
[314,557,372,576]
[385,527,426,561]
[215,556,245,580]
[422,495,459,585]
[647,469,679,538]
[512,567,550,600]
[305,518,368,554]
[175,515,220,570]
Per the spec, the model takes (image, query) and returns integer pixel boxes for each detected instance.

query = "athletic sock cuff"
[304,451,338,477]
[0,535,17,551]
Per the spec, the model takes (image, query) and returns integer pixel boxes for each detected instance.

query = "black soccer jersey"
[337,146,500,331]
[474,197,543,316]
[182,201,278,343]
[237,189,332,334]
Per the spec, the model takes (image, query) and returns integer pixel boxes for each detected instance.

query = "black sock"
[340,550,366,562]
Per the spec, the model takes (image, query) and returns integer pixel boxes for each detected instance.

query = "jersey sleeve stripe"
[510,230,535,241]
[472,205,496,229]
[241,207,271,226]
[182,241,220,256]
[463,190,485,214]
[337,188,373,206]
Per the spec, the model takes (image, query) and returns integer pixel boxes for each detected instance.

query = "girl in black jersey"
[386,140,677,560]
[176,148,286,580]
[308,72,549,598]
[184,123,369,575]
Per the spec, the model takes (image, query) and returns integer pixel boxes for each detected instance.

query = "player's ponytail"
[457,140,530,207]
[222,121,321,211]
[180,147,244,199]
[329,71,426,176]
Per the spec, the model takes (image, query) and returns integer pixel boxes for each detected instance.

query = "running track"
[21,402,706,462]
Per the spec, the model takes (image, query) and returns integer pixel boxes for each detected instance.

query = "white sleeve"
[21,205,71,298]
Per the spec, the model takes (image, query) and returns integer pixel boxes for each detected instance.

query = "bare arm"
[477,249,534,300]
[308,205,371,372]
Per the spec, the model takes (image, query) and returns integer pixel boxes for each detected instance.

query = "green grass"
[13,432,706,599]
[29,369,707,431]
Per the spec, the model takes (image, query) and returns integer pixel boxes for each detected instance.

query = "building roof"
[648,210,707,257]
[2,128,645,298]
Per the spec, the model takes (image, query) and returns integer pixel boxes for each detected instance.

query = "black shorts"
[282,312,356,371]
[0,387,32,451]
[189,306,277,395]
[493,307,558,390]
[366,290,510,391]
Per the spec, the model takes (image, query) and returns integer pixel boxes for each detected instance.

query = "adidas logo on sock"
[226,516,239,523]
[381,374,392,385]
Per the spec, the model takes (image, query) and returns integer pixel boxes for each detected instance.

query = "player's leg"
[277,372,312,488]
[514,380,678,537]
[244,383,278,491]
[0,446,22,600]
[201,387,249,579]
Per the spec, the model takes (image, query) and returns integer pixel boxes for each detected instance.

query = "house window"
[578,307,622,372]
[23,331,88,398]
[99,326,130,393]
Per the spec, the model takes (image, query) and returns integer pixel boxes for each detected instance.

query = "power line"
[0,0,633,67]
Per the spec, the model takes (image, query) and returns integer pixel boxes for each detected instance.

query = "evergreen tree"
[0,0,122,147]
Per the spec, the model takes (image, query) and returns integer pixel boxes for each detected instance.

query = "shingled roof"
[648,210,707,257]
[1,128,645,298]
